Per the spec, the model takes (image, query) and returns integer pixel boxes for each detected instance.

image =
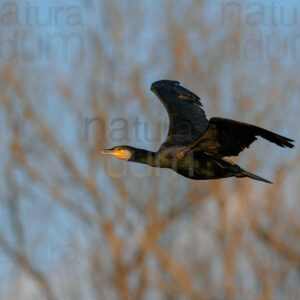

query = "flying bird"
[101,80,294,183]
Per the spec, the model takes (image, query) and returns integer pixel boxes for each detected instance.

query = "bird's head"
[100,145,134,161]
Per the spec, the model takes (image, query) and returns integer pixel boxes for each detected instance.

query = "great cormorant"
[101,80,294,183]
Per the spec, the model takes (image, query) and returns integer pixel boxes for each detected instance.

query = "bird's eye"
[117,147,121,151]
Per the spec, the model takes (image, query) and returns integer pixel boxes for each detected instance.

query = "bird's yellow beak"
[100,149,116,156]
[100,148,131,160]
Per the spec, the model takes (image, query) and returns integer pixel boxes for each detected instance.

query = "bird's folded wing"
[188,117,294,157]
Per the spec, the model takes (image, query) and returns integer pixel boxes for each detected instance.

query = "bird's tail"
[236,170,272,184]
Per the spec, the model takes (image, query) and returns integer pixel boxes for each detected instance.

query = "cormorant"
[101,80,294,183]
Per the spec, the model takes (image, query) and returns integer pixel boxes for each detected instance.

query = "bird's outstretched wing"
[189,117,294,157]
[151,80,208,149]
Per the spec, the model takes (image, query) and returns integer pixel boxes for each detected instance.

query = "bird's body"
[101,80,294,183]
[157,150,235,180]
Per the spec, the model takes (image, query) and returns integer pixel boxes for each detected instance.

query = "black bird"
[101,80,294,183]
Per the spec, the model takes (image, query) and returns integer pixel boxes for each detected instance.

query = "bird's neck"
[130,148,157,166]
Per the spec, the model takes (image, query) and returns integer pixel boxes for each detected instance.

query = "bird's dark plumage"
[102,80,294,183]
[151,80,208,149]
[188,117,294,157]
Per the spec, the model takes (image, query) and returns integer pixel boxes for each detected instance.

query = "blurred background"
[0,0,299,299]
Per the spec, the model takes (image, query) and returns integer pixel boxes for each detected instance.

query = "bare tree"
[0,0,299,299]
